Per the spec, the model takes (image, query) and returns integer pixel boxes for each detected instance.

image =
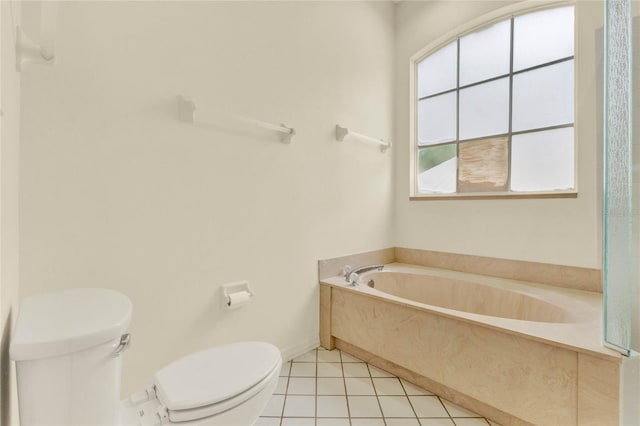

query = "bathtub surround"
[318,257,620,425]
[329,340,620,426]
[318,248,396,281]
[320,247,602,292]
[394,248,602,292]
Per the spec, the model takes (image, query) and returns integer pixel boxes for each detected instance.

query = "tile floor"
[257,347,497,426]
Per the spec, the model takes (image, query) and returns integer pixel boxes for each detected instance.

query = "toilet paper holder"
[222,281,254,309]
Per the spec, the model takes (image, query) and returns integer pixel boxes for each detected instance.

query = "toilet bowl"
[120,341,281,426]
[10,288,281,426]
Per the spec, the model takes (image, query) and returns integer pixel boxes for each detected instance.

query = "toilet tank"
[10,288,132,426]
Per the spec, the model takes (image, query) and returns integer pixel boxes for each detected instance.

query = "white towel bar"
[335,125,391,153]
[177,96,296,144]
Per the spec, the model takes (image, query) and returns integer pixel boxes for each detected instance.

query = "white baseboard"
[279,338,320,362]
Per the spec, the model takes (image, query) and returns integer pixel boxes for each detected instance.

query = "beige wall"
[19,1,395,396]
[1,1,21,424]
[394,0,603,268]
[15,0,633,415]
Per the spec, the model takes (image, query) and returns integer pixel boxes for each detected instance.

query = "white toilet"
[10,288,282,426]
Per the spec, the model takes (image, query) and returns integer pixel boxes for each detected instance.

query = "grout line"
[338,350,353,426]
[399,378,421,421]
[268,348,490,425]
[314,379,319,425]
[280,362,292,426]
[367,363,388,426]
[314,349,318,425]
[437,395,455,422]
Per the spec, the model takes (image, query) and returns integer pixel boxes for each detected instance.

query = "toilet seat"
[149,342,281,423]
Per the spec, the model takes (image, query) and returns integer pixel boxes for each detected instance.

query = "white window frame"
[409,0,578,200]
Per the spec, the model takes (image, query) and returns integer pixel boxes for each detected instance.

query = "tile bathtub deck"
[257,347,497,426]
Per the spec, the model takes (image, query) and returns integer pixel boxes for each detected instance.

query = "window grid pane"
[458,137,509,192]
[417,41,458,98]
[512,60,575,132]
[510,127,575,191]
[513,5,575,71]
[414,6,575,195]
[459,77,510,140]
[460,20,511,86]
[418,93,457,145]
[417,144,458,194]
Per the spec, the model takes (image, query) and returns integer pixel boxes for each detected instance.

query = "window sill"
[409,191,578,201]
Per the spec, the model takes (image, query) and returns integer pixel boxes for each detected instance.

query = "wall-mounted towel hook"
[178,96,196,123]
[15,2,59,71]
[177,95,296,144]
[15,26,55,71]
[335,125,391,153]
[336,125,349,142]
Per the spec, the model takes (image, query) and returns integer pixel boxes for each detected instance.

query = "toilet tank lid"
[10,288,132,361]
[153,342,282,411]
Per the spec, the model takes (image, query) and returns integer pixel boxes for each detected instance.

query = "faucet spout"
[345,264,384,286]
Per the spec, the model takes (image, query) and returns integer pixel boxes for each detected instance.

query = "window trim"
[409,0,578,200]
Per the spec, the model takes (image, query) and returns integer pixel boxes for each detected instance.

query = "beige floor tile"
[373,377,405,395]
[418,419,455,426]
[287,377,316,395]
[401,379,434,395]
[343,363,370,378]
[280,361,292,377]
[283,395,315,417]
[274,377,289,395]
[378,396,416,417]
[317,349,342,362]
[317,377,346,395]
[317,362,343,377]
[316,419,350,426]
[281,417,315,426]
[345,377,376,395]
[262,394,285,417]
[347,396,383,417]
[293,350,317,363]
[317,395,349,418]
[409,396,449,418]
[351,418,385,425]
[290,363,316,377]
[386,418,421,426]
[369,365,395,377]
[255,417,281,426]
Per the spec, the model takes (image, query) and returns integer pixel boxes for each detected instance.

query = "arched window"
[411,5,575,198]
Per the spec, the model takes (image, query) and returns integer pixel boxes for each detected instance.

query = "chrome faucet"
[344,264,384,286]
